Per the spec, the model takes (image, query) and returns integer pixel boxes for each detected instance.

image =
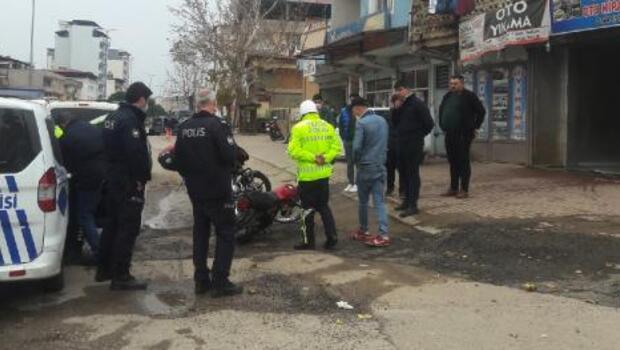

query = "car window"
[51,108,113,123]
[373,110,390,119]
[0,108,42,174]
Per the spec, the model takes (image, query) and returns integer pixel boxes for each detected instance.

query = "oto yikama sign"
[460,0,551,61]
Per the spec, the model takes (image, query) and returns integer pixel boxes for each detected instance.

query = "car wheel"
[42,268,65,293]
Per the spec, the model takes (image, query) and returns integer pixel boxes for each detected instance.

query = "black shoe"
[394,203,408,211]
[399,208,419,218]
[324,238,338,250]
[294,243,316,250]
[210,280,243,299]
[195,280,213,295]
[110,275,148,291]
[95,268,112,283]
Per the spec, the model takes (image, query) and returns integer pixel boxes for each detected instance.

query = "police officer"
[97,82,153,290]
[393,80,434,218]
[174,90,243,298]
[288,100,342,250]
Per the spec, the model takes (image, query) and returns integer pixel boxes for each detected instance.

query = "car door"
[0,106,47,266]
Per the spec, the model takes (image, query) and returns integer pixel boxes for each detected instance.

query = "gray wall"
[528,47,569,167]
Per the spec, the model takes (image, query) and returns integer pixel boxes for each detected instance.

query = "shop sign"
[551,0,620,34]
[459,0,551,61]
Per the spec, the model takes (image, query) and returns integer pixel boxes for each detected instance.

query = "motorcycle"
[159,144,271,195]
[266,116,285,142]
[235,184,303,243]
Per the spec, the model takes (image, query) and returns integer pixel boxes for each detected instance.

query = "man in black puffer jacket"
[392,80,435,218]
[438,75,486,199]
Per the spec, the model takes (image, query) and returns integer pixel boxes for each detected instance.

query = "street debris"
[575,270,583,275]
[336,301,354,310]
[540,334,549,339]
[335,319,344,325]
[359,264,370,268]
[522,283,538,292]
[357,314,373,320]
[248,288,258,295]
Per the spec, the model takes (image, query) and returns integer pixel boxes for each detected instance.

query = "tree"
[169,0,313,127]
[147,100,168,117]
[108,91,126,102]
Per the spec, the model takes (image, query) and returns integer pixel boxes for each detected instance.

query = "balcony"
[327,11,389,45]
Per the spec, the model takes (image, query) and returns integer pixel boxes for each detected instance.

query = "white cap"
[299,100,318,117]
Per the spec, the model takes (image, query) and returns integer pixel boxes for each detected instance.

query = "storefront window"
[472,64,527,141]
[366,78,392,107]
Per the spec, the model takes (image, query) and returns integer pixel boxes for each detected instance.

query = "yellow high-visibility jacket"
[288,112,342,182]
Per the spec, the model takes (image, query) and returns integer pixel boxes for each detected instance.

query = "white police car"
[0,98,69,292]
[49,101,118,127]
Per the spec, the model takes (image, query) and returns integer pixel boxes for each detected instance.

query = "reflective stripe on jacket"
[288,113,342,182]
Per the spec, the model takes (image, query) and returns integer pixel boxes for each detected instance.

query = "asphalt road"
[1,135,619,350]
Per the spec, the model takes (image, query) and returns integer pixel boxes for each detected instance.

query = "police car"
[0,98,69,292]
[49,101,118,127]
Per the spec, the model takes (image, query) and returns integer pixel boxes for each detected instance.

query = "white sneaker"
[349,185,358,193]
[344,184,352,192]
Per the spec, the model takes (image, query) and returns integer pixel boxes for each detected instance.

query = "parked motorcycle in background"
[266,116,285,142]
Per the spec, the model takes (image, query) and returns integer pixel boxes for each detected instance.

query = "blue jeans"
[357,175,389,236]
[77,189,101,257]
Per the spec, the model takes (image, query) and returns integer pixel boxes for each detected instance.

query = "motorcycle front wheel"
[247,171,272,192]
[274,202,303,224]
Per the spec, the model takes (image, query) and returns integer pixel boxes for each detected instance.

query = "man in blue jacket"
[338,94,360,193]
[349,97,391,248]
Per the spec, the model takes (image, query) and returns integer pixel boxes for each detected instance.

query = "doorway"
[568,44,620,173]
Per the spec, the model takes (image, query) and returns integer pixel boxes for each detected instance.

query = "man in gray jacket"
[349,97,391,247]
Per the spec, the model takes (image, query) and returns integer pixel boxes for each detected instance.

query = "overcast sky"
[0,0,181,95]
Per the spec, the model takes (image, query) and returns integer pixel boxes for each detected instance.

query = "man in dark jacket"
[338,94,360,193]
[98,82,153,290]
[393,80,435,218]
[175,89,243,298]
[57,113,107,263]
[386,94,404,197]
[439,75,486,199]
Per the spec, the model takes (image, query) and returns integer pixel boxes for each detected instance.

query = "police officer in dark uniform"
[174,90,243,298]
[97,82,153,290]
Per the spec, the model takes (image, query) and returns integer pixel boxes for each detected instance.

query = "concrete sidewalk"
[236,134,620,231]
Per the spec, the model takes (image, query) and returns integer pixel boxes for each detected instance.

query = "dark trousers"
[191,198,236,286]
[99,182,144,279]
[299,178,337,245]
[386,146,401,193]
[64,181,82,260]
[398,140,425,209]
[445,131,474,192]
[344,141,355,185]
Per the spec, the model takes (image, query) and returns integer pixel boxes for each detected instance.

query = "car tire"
[42,268,65,293]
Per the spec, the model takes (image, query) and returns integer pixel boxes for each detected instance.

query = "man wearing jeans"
[57,112,107,262]
[349,97,391,247]
[338,94,360,193]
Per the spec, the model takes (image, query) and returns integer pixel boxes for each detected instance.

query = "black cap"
[393,80,412,90]
[350,96,368,107]
[312,94,323,101]
[126,82,153,104]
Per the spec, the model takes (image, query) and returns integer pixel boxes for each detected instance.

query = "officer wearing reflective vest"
[98,82,152,291]
[288,100,342,250]
[174,90,243,298]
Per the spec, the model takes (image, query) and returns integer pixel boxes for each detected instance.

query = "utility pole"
[29,0,36,87]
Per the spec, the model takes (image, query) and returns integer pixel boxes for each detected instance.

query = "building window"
[366,78,393,107]
[400,69,430,103]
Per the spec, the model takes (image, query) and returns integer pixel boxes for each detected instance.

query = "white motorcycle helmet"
[294,100,318,121]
